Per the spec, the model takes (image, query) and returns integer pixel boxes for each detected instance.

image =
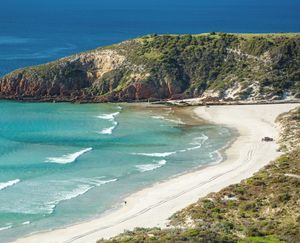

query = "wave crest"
[22,221,31,225]
[209,150,223,164]
[132,152,176,157]
[45,148,92,164]
[97,112,119,120]
[151,115,185,125]
[97,112,120,135]
[0,179,20,191]
[132,134,208,157]
[99,121,118,135]
[45,178,117,214]
[135,160,167,172]
[0,225,12,231]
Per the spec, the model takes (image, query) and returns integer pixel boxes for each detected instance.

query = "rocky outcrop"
[1,33,299,102]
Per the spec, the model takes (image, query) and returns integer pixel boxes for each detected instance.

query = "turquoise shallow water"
[0,101,233,242]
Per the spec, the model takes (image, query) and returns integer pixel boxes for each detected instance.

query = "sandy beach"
[13,103,299,243]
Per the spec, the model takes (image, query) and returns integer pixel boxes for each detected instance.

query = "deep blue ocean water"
[0,0,300,76]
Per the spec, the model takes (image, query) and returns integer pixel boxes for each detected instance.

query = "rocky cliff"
[1,33,299,102]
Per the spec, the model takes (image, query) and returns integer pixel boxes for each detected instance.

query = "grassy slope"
[118,33,300,99]
[98,107,300,243]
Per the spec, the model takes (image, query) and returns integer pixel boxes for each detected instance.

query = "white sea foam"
[43,185,94,214]
[151,115,164,119]
[21,221,30,225]
[179,144,202,152]
[136,160,167,172]
[0,225,12,231]
[209,150,223,164]
[45,178,117,214]
[97,112,120,120]
[99,121,118,135]
[75,178,117,187]
[1,178,117,215]
[0,179,20,191]
[132,152,176,157]
[132,134,208,157]
[183,135,208,151]
[151,115,185,125]
[97,112,120,135]
[179,134,208,152]
[186,145,202,151]
[45,148,92,164]
[194,134,209,143]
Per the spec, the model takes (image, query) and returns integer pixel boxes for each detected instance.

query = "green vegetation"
[117,33,300,99]
[1,33,300,101]
[98,107,300,243]
[240,236,284,243]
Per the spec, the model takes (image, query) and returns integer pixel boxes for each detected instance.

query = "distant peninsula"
[0,33,299,103]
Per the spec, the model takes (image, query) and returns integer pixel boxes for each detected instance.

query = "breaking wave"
[97,112,120,135]
[132,151,176,157]
[97,112,120,121]
[21,221,31,225]
[45,148,92,164]
[99,121,118,135]
[151,115,185,125]
[209,150,223,165]
[44,178,117,214]
[133,133,209,156]
[0,179,20,191]
[0,225,12,231]
[135,160,167,172]
[179,134,209,152]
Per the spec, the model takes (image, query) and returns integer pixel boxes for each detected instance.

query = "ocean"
[0,0,299,241]
[0,101,233,241]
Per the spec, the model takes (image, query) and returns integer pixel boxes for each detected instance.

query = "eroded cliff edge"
[0,33,299,102]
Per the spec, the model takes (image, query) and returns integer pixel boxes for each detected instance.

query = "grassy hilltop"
[0,33,299,102]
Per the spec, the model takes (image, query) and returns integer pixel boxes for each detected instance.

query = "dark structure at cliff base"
[0,33,299,102]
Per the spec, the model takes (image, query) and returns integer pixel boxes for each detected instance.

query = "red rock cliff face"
[117,82,160,101]
[0,48,177,102]
[0,72,90,99]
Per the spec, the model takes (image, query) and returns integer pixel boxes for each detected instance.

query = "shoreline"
[12,103,299,243]
[0,97,300,106]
